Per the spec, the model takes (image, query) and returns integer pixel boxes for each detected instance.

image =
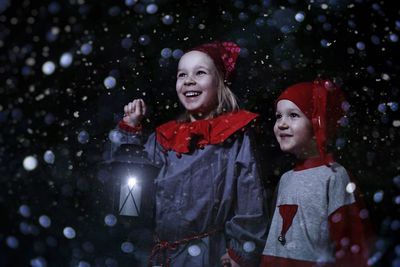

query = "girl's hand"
[122,99,146,127]
[220,252,241,267]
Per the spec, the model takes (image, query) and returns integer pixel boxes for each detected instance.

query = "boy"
[261,80,371,267]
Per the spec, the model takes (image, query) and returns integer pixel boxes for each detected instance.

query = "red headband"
[189,41,240,83]
[276,79,347,158]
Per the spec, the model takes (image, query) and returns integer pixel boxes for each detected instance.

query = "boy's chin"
[278,144,294,154]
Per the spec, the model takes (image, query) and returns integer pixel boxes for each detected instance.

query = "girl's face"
[176,51,219,120]
[274,100,318,159]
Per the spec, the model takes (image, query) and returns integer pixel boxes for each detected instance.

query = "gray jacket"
[111,123,268,267]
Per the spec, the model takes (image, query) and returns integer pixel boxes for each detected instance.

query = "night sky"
[0,0,399,266]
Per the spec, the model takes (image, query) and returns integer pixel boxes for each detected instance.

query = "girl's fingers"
[138,99,145,115]
[130,100,138,114]
[140,99,147,116]
[133,100,140,115]
[124,99,146,117]
[127,102,132,114]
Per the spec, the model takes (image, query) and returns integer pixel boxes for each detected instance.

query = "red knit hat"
[189,41,240,83]
[276,79,347,158]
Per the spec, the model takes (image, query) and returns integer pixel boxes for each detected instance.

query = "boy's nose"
[278,120,289,129]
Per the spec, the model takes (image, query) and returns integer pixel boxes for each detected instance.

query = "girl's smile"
[183,91,202,97]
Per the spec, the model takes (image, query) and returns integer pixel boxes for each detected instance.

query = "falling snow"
[0,1,399,266]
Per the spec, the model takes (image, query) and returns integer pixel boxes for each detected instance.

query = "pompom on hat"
[188,41,240,83]
[276,79,348,159]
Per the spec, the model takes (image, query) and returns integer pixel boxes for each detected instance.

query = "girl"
[114,41,268,267]
[261,80,371,266]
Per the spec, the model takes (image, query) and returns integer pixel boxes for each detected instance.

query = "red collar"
[294,154,335,171]
[156,110,258,154]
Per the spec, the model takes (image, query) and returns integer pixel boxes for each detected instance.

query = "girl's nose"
[184,75,196,85]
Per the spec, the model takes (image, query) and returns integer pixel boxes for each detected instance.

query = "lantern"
[99,143,158,226]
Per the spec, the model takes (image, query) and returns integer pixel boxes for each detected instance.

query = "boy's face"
[274,100,318,158]
[176,51,219,119]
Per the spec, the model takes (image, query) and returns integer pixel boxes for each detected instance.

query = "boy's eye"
[177,73,186,78]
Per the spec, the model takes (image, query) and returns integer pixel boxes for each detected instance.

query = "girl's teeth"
[185,92,201,97]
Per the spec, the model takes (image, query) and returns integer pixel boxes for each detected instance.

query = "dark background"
[0,0,399,266]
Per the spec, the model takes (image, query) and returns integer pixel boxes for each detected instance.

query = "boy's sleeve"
[225,130,269,267]
[327,168,372,267]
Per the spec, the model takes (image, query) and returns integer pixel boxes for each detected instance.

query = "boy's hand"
[123,99,146,127]
[220,252,241,267]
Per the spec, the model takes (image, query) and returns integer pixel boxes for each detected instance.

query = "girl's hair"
[214,68,239,115]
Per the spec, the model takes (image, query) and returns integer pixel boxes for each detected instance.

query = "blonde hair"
[214,68,239,115]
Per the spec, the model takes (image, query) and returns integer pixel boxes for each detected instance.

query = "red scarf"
[294,154,335,171]
[156,110,258,154]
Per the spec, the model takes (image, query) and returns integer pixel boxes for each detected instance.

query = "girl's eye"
[197,70,206,75]
[177,73,186,78]
[290,113,299,118]
[275,114,282,120]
